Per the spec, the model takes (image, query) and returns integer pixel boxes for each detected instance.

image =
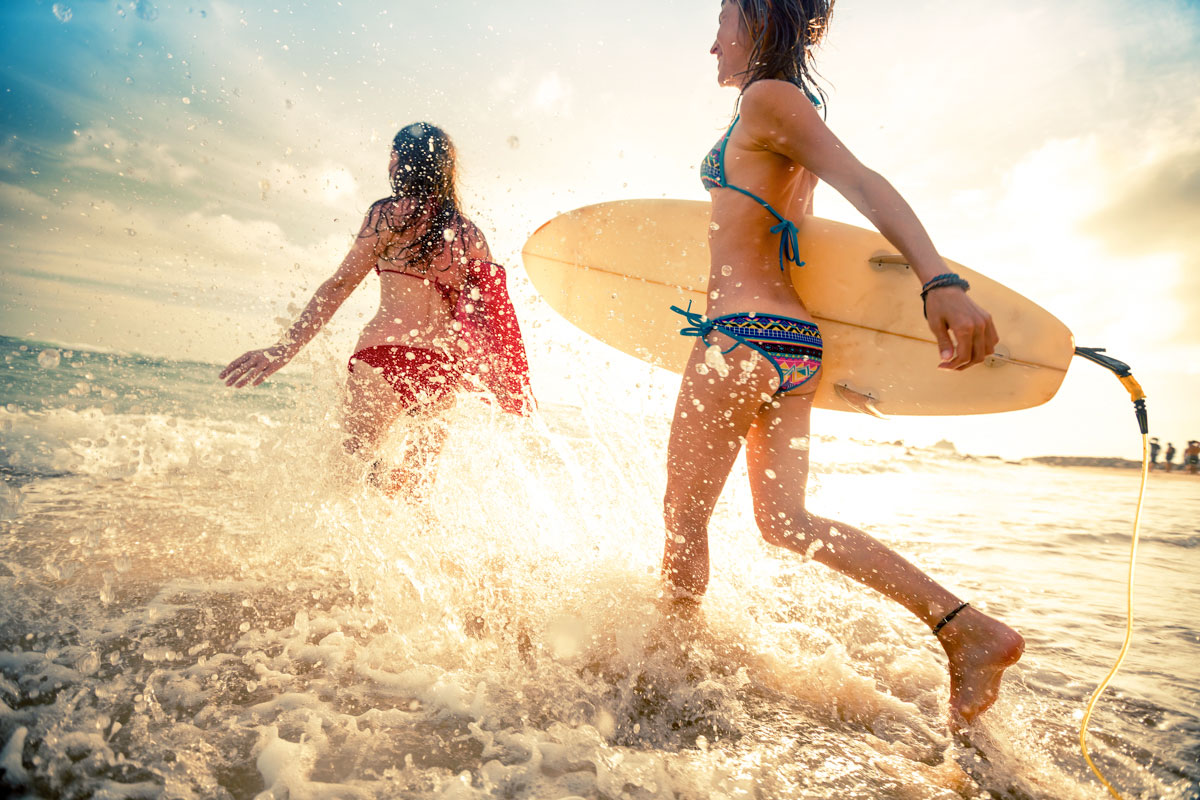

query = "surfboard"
[521,199,1074,416]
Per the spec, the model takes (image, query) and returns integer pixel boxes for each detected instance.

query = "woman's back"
[356,197,492,353]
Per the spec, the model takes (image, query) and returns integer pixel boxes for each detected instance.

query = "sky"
[1,0,1198,459]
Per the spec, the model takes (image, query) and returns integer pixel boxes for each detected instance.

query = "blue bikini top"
[700,114,804,273]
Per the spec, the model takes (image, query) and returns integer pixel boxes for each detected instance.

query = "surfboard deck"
[522,199,1074,416]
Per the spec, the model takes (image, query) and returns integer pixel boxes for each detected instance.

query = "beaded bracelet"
[921,272,971,318]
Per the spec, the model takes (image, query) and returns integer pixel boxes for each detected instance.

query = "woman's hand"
[924,287,998,370]
[219,344,295,388]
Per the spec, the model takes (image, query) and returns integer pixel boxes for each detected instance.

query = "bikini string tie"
[770,218,804,273]
[669,302,741,355]
[671,302,716,339]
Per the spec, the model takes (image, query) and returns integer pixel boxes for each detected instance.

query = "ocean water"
[1,334,1197,800]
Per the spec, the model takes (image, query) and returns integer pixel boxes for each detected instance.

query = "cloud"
[65,125,199,184]
[1073,136,1200,341]
[1082,147,1200,258]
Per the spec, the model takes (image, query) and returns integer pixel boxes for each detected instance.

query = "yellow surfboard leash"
[1072,347,1150,800]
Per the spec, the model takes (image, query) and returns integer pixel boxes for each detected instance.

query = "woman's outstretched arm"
[220,214,382,388]
[738,80,998,370]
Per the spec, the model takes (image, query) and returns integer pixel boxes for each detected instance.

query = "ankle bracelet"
[932,601,970,635]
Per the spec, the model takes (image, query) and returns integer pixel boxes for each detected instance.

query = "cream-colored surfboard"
[522,199,1074,416]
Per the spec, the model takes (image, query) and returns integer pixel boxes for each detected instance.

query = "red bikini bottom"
[348,345,461,411]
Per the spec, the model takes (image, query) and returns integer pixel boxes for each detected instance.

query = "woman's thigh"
[745,386,818,529]
[665,333,781,519]
[343,362,408,451]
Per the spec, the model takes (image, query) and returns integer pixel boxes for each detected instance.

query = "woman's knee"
[755,506,819,550]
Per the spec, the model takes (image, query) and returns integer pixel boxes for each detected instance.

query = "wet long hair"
[362,122,466,272]
[733,0,835,110]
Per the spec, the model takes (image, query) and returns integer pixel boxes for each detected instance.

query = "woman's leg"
[344,359,460,497]
[744,392,1024,721]
[663,335,782,599]
[385,399,453,498]
[343,361,407,458]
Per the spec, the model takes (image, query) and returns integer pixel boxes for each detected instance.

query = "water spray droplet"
[37,349,61,369]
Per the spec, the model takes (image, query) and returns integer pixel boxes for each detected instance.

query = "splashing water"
[0,336,1196,799]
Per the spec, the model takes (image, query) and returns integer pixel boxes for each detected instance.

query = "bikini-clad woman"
[221,123,534,493]
[662,0,1024,723]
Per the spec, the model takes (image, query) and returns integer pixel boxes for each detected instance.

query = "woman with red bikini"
[220,123,534,494]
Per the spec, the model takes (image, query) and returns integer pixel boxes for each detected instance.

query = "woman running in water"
[221,123,534,494]
[662,0,1024,723]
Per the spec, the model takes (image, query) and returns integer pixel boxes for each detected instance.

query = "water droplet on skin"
[443,228,456,242]
[181,97,191,105]
[789,436,810,451]
[802,539,824,562]
[765,469,777,480]
[704,345,730,378]
[720,265,733,276]
[709,222,720,231]
[694,363,710,376]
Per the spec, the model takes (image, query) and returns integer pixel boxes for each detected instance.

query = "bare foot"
[937,606,1025,723]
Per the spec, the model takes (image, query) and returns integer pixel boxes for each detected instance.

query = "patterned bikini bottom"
[671,304,823,394]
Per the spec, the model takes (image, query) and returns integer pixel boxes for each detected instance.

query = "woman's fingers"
[947,322,974,369]
[954,311,996,370]
[218,352,251,380]
[957,322,985,370]
[927,291,997,370]
[221,350,276,388]
[235,364,263,388]
[253,360,282,386]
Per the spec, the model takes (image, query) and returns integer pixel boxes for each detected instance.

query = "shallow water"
[1,336,1198,799]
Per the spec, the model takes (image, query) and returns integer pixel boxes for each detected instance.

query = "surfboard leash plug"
[1074,346,1148,434]
[1071,345,1151,800]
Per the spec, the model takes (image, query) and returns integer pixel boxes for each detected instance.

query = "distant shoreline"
[1025,455,1197,474]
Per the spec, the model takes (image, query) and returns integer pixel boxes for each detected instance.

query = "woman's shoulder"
[737,80,824,147]
[740,79,814,116]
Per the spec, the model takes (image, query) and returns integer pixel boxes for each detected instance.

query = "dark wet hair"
[733,0,835,110]
[361,122,467,271]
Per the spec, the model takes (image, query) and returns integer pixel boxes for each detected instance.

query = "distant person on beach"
[1186,441,1200,475]
[1149,437,1160,469]
[221,123,535,495]
[660,0,1022,725]
[1165,442,1176,472]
